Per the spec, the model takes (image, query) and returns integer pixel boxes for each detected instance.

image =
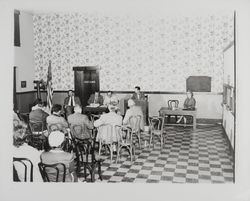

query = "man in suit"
[64,90,81,117]
[131,86,145,101]
[67,105,94,139]
[87,91,104,105]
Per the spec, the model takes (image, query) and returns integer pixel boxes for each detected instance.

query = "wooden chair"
[38,162,66,182]
[98,124,116,162]
[148,116,165,149]
[75,139,103,182]
[115,125,135,163]
[128,115,142,149]
[13,157,33,182]
[28,121,47,150]
[167,100,179,123]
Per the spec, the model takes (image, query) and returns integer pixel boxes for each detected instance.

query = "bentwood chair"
[75,139,103,182]
[115,125,135,163]
[148,116,165,149]
[38,162,66,182]
[28,121,47,150]
[128,115,142,149]
[98,124,116,162]
[13,157,33,182]
[167,100,179,123]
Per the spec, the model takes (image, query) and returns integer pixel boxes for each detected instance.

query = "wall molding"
[16,90,223,95]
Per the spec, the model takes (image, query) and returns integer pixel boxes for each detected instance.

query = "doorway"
[73,66,100,107]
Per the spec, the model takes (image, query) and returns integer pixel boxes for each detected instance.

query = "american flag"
[46,61,53,111]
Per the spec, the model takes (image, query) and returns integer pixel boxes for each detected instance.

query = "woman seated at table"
[94,103,122,147]
[177,90,196,124]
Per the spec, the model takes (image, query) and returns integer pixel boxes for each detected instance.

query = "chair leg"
[110,145,113,163]
[129,146,133,162]
[149,132,153,148]
[138,132,141,149]
[98,141,102,156]
[116,146,121,163]
[98,162,102,181]
[90,169,95,182]
[84,165,87,181]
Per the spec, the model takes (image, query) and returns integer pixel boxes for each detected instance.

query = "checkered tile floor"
[78,124,234,183]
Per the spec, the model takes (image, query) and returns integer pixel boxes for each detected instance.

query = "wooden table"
[159,107,197,130]
[82,106,109,115]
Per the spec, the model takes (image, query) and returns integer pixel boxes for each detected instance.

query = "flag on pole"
[46,60,53,112]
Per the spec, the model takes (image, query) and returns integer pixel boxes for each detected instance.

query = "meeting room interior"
[11,2,239,185]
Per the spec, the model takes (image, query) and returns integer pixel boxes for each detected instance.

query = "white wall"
[222,44,235,149]
[14,11,34,92]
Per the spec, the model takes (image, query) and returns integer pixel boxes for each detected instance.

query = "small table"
[159,107,197,130]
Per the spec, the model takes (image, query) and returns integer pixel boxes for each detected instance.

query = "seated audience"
[40,131,77,182]
[46,104,68,132]
[123,99,144,131]
[64,90,81,117]
[13,124,42,182]
[94,104,122,144]
[177,90,196,124]
[87,91,104,105]
[29,99,49,130]
[103,91,119,106]
[131,86,145,101]
[67,105,94,139]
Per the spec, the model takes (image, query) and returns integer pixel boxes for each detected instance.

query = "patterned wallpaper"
[33,12,234,92]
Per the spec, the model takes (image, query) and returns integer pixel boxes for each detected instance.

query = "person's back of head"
[128,99,135,108]
[48,131,65,149]
[52,104,62,115]
[74,104,82,114]
[33,98,43,108]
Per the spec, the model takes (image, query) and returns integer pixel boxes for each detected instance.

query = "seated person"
[131,86,145,101]
[13,109,27,129]
[64,90,81,117]
[123,99,144,131]
[29,99,49,131]
[13,124,43,182]
[67,105,94,139]
[87,91,104,106]
[103,91,119,106]
[40,131,77,182]
[46,104,69,133]
[177,90,196,124]
[94,104,122,144]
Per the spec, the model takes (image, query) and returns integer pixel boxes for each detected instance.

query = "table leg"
[193,115,197,130]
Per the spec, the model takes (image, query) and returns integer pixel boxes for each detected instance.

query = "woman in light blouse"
[177,90,196,124]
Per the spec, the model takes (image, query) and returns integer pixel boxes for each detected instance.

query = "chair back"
[70,124,91,140]
[13,157,33,182]
[75,138,96,163]
[48,124,62,133]
[97,124,114,144]
[148,116,164,132]
[38,162,66,182]
[128,115,141,133]
[115,125,132,144]
[29,120,46,134]
[168,100,179,109]
[90,114,100,123]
